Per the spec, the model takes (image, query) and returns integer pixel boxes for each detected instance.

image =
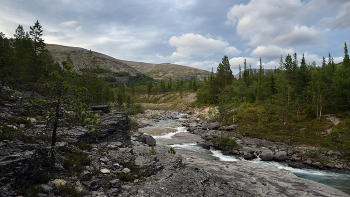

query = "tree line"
[195,43,350,129]
[0,20,114,104]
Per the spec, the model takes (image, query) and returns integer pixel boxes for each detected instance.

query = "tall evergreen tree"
[344,42,349,67]
[29,20,45,97]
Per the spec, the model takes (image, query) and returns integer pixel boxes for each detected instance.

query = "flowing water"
[138,112,350,195]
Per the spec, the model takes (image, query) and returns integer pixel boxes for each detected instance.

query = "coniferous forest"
[0,21,114,104]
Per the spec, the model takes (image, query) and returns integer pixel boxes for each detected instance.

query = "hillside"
[121,60,211,81]
[45,44,146,84]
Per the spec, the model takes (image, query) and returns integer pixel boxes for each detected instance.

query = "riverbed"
[138,111,350,195]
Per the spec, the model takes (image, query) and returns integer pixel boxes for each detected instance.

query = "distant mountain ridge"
[45,44,146,84]
[46,44,211,82]
[120,61,211,81]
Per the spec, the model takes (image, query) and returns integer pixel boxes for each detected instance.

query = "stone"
[325,163,335,168]
[0,142,48,188]
[55,141,68,152]
[100,168,110,174]
[327,150,334,156]
[19,124,25,128]
[41,184,53,194]
[243,153,257,160]
[110,179,121,188]
[274,151,288,161]
[78,113,131,145]
[122,168,131,174]
[196,141,210,150]
[311,162,323,169]
[100,157,109,163]
[250,177,257,184]
[55,163,65,171]
[202,122,220,130]
[82,179,102,191]
[335,164,343,169]
[145,135,156,146]
[259,150,274,161]
[287,162,305,169]
[333,151,342,156]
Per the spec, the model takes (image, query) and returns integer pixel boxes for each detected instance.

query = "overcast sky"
[1,0,349,74]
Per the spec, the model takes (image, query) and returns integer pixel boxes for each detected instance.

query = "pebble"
[100,168,111,174]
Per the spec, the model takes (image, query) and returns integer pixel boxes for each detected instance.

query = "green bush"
[125,103,145,115]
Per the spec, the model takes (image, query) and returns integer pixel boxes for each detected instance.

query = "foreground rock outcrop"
[137,155,349,197]
[0,141,48,188]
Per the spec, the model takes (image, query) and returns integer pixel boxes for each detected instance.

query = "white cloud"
[273,25,323,46]
[60,21,78,27]
[188,60,219,70]
[229,57,258,69]
[318,2,350,29]
[169,33,229,60]
[226,0,325,47]
[250,45,294,61]
[225,46,241,56]
[75,26,82,31]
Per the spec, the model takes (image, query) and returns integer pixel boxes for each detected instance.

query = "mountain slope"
[45,44,146,84]
[121,60,211,81]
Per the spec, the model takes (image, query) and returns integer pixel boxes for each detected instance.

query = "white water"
[152,126,188,139]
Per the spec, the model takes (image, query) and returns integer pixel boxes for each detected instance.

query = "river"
[138,112,350,195]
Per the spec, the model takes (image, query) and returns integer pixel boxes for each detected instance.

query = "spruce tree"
[29,20,45,97]
[344,42,350,68]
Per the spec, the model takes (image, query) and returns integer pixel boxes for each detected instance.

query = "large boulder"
[0,141,48,188]
[274,151,288,161]
[144,134,156,146]
[259,150,274,161]
[202,122,220,130]
[78,112,131,145]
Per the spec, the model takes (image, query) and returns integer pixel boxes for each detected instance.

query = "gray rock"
[110,179,121,188]
[287,162,305,169]
[78,113,131,145]
[82,179,102,191]
[243,153,257,160]
[274,151,288,161]
[55,141,68,152]
[0,141,48,188]
[55,163,65,171]
[122,168,131,174]
[202,122,220,130]
[145,135,156,146]
[41,184,53,194]
[325,163,335,168]
[259,150,274,161]
[334,151,342,156]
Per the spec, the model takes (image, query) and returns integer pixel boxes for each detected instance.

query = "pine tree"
[344,42,349,67]
[259,57,263,77]
[239,64,241,80]
[29,20,45,97]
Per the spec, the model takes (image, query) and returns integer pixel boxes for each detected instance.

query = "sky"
[1,0,349,74]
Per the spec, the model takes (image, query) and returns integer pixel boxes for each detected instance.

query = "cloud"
[273,25,324,46]
[226,0,325,47]
[188,60,219,70]
[225,46,241,56]
[318,2,350,29]
[250,45,294,61]
[60,21,78,27]
[75,26,82,31]
[169,33,229,60]
[229,57,258,69]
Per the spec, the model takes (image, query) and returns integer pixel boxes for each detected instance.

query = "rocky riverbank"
[1,87,349,196]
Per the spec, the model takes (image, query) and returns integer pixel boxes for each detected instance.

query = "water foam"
[153,127,188,139]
